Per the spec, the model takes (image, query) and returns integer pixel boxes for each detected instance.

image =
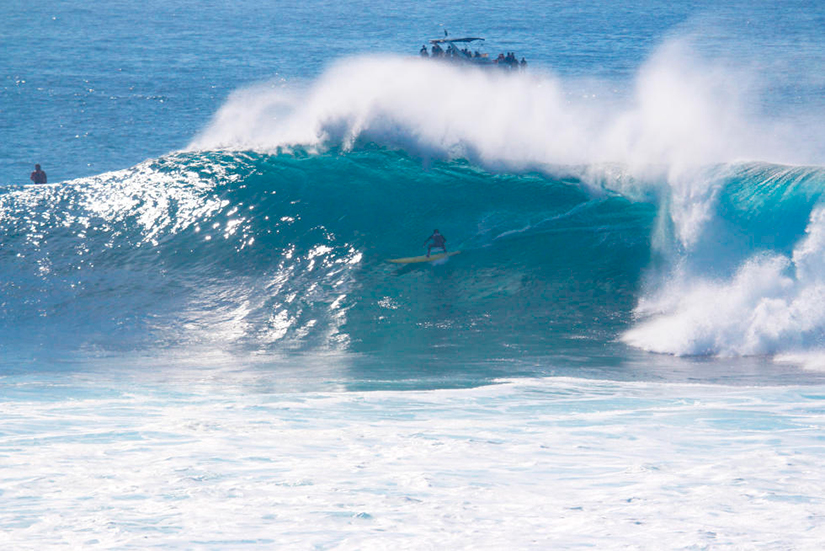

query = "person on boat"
[420,45,429,57]
[520,57,527,70]
[30,164,47,184]
[424,229,447,258]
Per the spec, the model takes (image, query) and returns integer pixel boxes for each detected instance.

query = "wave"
[3,148,825,365]
[4,36,825,364]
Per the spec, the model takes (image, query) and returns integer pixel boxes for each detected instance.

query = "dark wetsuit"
[425,232,447,257]
[30,169,47,184]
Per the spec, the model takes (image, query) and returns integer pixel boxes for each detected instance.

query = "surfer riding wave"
[424,229,447,257]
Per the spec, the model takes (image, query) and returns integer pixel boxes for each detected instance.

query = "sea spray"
[189,39,809,170]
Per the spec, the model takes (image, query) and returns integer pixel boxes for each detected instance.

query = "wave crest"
[190,39,818,173]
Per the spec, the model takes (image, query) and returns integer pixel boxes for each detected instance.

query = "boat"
[419,35,526,70]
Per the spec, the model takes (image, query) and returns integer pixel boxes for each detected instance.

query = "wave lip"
[190,37,818,171]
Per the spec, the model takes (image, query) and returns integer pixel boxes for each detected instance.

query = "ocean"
[2,0,825,548]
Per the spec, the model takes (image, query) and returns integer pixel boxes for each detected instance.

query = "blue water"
[2,1,825,548]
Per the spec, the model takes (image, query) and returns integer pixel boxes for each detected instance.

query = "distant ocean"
[2,1,825,548]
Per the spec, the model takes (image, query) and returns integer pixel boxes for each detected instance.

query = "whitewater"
[3,0,825,548]
[4,374,825,549]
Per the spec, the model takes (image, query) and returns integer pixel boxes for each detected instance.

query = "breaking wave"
[4,39,825,366]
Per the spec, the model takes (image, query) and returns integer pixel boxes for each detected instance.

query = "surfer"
[424,229,447,258]
[30,164,47,184]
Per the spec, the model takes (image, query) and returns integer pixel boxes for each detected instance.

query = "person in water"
[424,229,447,257]
[30,164,47,184]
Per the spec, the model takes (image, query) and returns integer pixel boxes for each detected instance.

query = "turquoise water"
[2,0,825,548]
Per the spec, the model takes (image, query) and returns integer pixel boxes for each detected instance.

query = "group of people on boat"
[420,43,478,59]
[419,43,526,70]
[495,52,526,70]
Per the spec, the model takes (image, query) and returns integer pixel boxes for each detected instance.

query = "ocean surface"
[2,0,825,548]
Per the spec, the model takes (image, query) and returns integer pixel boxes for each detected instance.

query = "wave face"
[0,150,654,361]
[3,148,825,366]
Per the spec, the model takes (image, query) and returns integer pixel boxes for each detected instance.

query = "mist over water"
[191,40,821,169]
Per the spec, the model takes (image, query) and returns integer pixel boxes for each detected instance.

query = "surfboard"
[387,251,461,264]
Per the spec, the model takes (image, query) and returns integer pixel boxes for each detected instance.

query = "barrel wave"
[3,147,825,369]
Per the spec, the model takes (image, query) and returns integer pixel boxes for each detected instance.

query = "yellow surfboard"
[387,251,461,264]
